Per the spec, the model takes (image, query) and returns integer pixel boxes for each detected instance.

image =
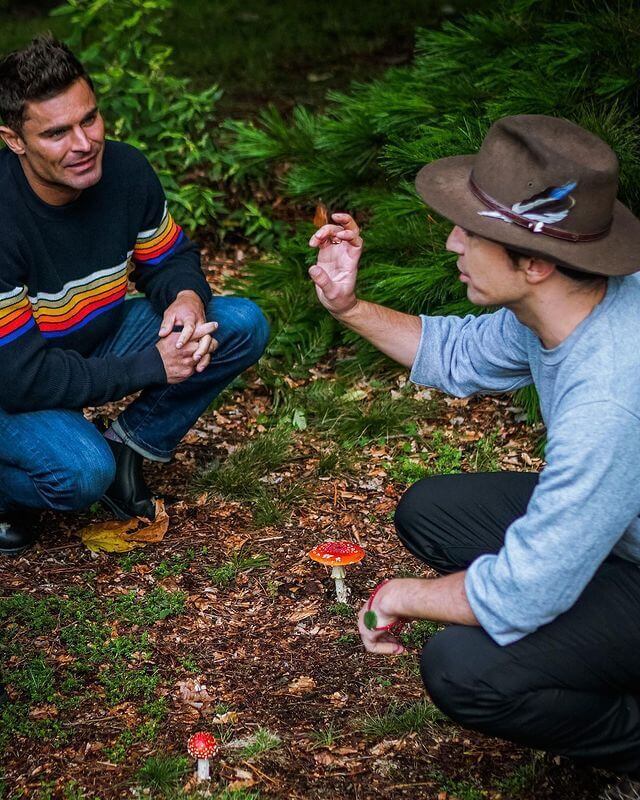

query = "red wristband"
[366,580,406,633]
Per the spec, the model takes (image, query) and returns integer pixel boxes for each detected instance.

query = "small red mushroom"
[187,731,218,782]
[308,541,365,603]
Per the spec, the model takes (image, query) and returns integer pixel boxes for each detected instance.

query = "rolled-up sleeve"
[410,309,533,396]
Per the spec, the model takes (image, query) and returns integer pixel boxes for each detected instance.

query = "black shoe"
[101,438,157,521]
[0,511,40,555]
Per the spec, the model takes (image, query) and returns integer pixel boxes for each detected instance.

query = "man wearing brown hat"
[308,115,640,798]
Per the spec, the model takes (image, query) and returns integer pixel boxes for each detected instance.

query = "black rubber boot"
[102,437,156,521]
[0,511,40,556]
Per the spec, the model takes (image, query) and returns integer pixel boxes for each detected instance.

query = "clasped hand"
[155,290,218,383]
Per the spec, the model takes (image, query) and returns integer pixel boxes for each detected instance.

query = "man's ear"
[523,257,556,285]
[0,125,26,155]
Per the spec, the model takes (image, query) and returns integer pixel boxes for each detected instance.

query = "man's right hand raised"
[308,212,363,316]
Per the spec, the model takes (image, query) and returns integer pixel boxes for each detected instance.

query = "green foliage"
[354,698,446,737]
[194,425,292,501]
[135,754,190,793]
[99,662,159,704]
[283,380,438,445]
[433,776,485,800]
[309,724,341,749]
[154,549,195,578]
[207,551,270,588]
[51,0,226,233]
[400,618,443,648]
[113,587,186,625]
[5,657,55,704]
[494,759,540,796]
[226,0,640,384]
[328,603,354,618]
[468,429,501,472]
[428,430,463,475]
[240,728,281,759]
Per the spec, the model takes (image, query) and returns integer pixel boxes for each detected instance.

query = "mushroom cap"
[187,731,218,759]
[308,540,365,566]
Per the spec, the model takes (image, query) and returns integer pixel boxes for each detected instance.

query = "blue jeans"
[0,295,269,513]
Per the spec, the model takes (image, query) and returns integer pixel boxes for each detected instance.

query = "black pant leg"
[395,472,539,573]
[421,556,640,776]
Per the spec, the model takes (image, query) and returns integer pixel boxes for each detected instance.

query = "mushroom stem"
[196,758,210,782]
[331,565,347,603]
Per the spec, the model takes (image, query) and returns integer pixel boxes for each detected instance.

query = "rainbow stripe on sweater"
[0,286,36,347]
[0,261,130,346]
[29,261,129,339]
[134,203,184,265]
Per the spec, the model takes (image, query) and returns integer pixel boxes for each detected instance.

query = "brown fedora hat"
[415,114,640,276]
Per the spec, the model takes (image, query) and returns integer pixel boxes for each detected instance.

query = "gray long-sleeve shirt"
[410,274,640,645]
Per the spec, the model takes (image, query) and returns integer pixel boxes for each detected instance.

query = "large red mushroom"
[308,541,365,602]
[187,731,218,782]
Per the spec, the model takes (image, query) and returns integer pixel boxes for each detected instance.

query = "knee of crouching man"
[420,626,491,724]
[232,298,270,361]
[210,297,270,364]
[36,449,116,512]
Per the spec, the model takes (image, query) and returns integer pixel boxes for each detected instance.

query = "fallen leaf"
[314,752,338,766]
[79,500,169,553]
[29,704,58,719]
[234,768,254,780]
[288,675,316,694]
[288,602,321,623]
[313,202,329,227]
[176,679,215,708]
[227,779,256,791]
[78,517,139,552]
[209,710,238,724]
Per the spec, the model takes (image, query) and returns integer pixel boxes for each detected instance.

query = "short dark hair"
[0,34,93,133]
[504,246,606,285]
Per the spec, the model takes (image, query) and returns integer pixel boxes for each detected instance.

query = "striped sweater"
[0,140,212,412]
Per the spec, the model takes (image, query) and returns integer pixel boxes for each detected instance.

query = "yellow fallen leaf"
[227,779,256,792]
[79,499,169,553]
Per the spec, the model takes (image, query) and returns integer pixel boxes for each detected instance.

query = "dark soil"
[0,255,609,800]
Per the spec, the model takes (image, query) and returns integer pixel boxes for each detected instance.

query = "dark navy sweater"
[0,140,212,412]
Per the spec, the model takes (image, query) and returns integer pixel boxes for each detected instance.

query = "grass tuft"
[353,699,446,738]
[194,426,292,501]
[136,754,190,793]
[240,728,282,759]
[207,550,270,588]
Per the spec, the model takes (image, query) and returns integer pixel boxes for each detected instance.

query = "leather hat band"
[469,176,611,243]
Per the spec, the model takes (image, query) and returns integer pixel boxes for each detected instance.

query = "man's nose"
[446,225,466,255]
[70,126,91,152]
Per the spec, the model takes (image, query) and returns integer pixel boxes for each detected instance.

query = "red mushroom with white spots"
[187,731,218,782]
[308,540,365,603]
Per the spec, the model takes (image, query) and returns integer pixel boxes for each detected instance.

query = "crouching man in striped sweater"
[0,35,269,555]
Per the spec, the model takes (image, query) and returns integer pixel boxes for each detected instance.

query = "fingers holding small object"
[331,213,362,247]
[309,224,344,247]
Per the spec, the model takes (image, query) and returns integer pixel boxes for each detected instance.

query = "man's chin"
[65,164,102,191]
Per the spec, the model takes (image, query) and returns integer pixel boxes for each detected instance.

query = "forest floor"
[0,254,610,800]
